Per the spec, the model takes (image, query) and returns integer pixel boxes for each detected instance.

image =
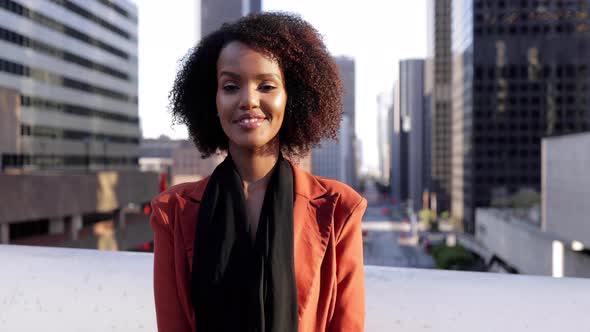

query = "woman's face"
[216,41,287,153]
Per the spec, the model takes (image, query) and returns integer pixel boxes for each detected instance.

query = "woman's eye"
[259,84,276,92]
[222,84,238,92]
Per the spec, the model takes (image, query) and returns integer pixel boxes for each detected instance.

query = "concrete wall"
[2,245,590,332]
[0,171,158,224]
[542,133,590,247]
[476,209,590,277]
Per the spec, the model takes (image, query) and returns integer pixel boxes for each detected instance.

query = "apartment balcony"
[1,245,589,331]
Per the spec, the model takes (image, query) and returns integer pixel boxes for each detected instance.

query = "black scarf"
[191,154,298,332]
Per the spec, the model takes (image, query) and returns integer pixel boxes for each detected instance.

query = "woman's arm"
[150,197,193,332]
[330,197,368,332]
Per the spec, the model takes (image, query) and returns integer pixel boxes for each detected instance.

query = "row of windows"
[474,176,541,187]
[1,153,138,170]
[473,122,588,133]
[476,167,540,176]
[474,108,588,120]
[474,83,588,94]
[0,27,130,81]
[475,84,588,98]
[476,0,586,10]
[0,58,136,103]
[475,22,590,35]
[475,149,541,160]
[474,94,588,107]
[475,159,541,169]
[0,0,131,60]
[97,0,137,23]
[21,95,139,125]
[50,0,135,41]
[20,124,139,145]
[474,64,588,80]
[476,9,588,24]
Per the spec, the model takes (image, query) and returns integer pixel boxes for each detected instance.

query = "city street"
[361,181,435,269]
[362,206,436,269]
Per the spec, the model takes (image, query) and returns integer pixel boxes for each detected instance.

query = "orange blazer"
[149,161,367,332]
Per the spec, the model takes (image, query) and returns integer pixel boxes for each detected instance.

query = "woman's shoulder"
[313,175,362,200]
[290,161,364,213]
[149,178,210,236]
[312,175,366,215]
[150,178,210,215]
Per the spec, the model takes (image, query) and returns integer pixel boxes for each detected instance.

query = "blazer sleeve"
[150,197,193,332]
[329,197,368,332]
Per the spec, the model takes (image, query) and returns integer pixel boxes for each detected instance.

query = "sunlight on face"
[216,41,287,153]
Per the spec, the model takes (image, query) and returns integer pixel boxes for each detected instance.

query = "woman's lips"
[236,117,266,129]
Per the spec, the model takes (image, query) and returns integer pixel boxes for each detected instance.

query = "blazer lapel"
[177,163,336,315]
[178,177,209,270]
[290,162,338,314]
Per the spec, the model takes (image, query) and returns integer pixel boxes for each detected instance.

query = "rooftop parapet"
[1,245,589,331]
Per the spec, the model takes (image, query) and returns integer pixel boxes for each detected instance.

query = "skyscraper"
[200,0,262,38]
[312,56,358,188]
[390,80,408,203]
[428,0,453,213]
[400,59,431,212]
[377,93,393,185]
[451,0,590,233]
[0,0,139,171]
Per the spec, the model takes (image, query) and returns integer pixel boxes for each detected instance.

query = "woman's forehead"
[217,41,283,77]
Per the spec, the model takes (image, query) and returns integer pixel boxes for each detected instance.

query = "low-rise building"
[471,132,590,278]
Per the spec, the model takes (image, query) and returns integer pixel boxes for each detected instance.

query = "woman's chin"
[230,138,279,153]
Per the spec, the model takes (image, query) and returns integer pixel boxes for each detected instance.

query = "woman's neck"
[228,141,280,195]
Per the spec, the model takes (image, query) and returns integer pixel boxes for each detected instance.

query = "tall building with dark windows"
[0,0,139,171]
[428,0,453,213]
[451,0,590,233]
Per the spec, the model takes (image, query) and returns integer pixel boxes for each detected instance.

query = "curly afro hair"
[169,12,343,158]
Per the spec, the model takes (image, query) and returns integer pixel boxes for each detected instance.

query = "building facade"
[451,0,590,233]
[377,93,393,185]
[312,57,358,188]
[473,133,590,278]
[400,59,431,211]
[0,0,139,172]
[428,0,453,213]
[139,136,182,174]
[0,0,158,251]
[390,80,408,203]
[542,132,590,248]
[171,140,224,185]
[200,0,262,37]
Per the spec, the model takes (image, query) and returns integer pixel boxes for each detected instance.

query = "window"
[0,0,130,60]
[49,0,135,42]
[0,59,136,103]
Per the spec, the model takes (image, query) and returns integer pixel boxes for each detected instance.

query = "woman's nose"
[239,86,259,110]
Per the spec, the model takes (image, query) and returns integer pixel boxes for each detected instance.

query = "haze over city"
[136,0,427,172]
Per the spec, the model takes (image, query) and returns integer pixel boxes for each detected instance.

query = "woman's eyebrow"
[218,71,281,81]
[255,73,282,81]
[218,70,240,79]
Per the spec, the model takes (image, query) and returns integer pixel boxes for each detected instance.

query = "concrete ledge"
[1,245,590,331]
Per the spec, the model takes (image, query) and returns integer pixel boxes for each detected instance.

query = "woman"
[150,12,367,332]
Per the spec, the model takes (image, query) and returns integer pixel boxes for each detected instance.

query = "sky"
[137,0,427,173]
